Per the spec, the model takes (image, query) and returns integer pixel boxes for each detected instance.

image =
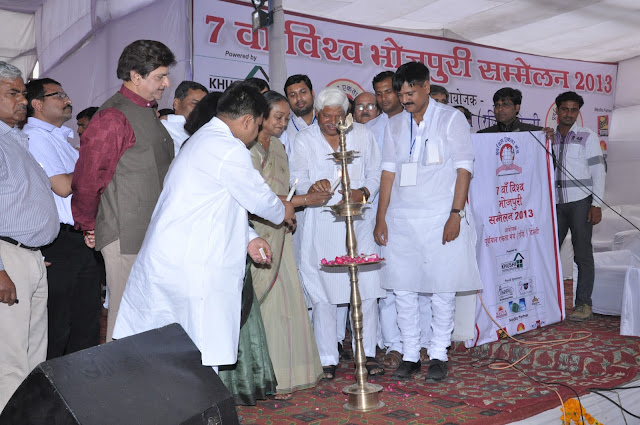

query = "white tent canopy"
[0,0,638,205]
[272,0,640,63]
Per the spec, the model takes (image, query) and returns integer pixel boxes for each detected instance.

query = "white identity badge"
[400,162,418,186]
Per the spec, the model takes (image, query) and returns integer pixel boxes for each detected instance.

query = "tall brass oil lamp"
[323,114,384,412]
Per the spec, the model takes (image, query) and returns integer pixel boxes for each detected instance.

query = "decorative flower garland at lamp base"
[560,398,603,425]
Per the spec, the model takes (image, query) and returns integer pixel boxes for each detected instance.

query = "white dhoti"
[313,299,378,366]
[378,290,402,353]
[395,291,455,362]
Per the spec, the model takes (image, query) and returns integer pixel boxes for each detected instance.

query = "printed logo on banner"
[518,278,534,295]
[495,137,522,176]
[516,323,526,333]
[508,300,520,314]
[497,251,528,275]
[508,298,527,314]
[497,284,515,302]
[246,65,269,81]
[531,295,540,306]
[496,304,508,319]
[327,79,364,100]
[204,66,270,91]
[598,115,609,136]
[496,327,508,339]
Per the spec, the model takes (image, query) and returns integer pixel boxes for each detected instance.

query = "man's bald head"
[353,92,380,124]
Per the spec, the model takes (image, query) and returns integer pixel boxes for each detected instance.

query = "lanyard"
[409,115,417,160]
[291,115,316,132]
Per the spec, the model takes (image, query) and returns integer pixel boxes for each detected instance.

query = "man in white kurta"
[374,62,482,382]
[290,87,385,377]
[113,82,294,368]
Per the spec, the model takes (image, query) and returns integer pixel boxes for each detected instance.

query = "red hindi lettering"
[234,22,267,50]
[370,37,403,69]
[285,20,321,58]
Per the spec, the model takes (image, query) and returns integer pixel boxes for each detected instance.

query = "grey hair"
[0,61,22,82]
[315,87,349,114]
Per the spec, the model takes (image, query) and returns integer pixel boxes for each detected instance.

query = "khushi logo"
[496,137,522,176]
[501,252,524,274]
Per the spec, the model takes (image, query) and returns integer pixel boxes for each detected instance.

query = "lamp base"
[342,382,384,412]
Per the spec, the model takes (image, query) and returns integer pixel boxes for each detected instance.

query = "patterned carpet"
[236,314,640,425]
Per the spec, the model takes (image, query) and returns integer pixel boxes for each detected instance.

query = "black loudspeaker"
[0,323,239,425]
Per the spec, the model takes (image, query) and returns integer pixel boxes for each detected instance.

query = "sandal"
[420,347,430,363]
[365,357,385,376]
[383,350,403,368]
[273,393,293,400]
[322,365,337,380]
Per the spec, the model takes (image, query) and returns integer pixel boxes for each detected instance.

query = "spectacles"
[39,91,69,100]
[493,102,514,109]
[355,103,377,112]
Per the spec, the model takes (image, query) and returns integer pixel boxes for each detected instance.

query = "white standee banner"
[193,0,616,140]
[466,132,564,348]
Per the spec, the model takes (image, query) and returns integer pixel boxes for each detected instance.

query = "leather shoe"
[425,359,448,382]
[338,343,352,361]
[391,360,421,380]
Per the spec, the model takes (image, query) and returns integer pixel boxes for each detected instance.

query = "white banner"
[466,132,563,347]
[193,0,616,143]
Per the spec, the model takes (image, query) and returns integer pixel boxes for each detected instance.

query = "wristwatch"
[451,208,465,219]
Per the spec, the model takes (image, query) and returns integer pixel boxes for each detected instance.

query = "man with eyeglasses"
[353,91,380,125]
[71,40,176,342]
[0,62,58,411]
[478,87,542,133]
[24,78,102,360]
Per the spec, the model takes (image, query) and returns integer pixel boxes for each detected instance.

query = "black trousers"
[42,227,101,359]
[557,196,595,307]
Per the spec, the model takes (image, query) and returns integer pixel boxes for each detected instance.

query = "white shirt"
[113,117,284,367]
[382,105,474,219]
[289,122,384,304]
[553,122,605,206]
[380,102,481,294]
[366,112,389,152]
[24,117,77,225]
[161,114,189,155]
[282,112,316,157]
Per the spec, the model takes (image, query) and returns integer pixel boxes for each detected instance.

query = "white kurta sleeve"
[289,131,313,195]
[381,120,397,173]
[248,226,259,241]
[447,111,474,175]
[218,143,284,225]
[362,127,382,199]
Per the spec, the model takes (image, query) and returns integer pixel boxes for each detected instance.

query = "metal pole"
[268,0,287,94]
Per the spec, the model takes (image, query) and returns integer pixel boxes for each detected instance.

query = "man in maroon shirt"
[71,40,176,341]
